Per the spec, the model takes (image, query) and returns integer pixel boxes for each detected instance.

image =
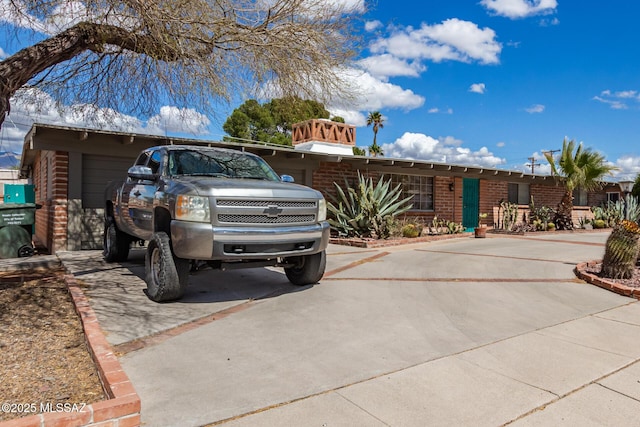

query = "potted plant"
[475,213,488,238]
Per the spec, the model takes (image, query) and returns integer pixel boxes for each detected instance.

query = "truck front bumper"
[171,221,330,260]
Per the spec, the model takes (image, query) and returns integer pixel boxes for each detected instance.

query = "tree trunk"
[0,24,94,127]
[0,22,178,128]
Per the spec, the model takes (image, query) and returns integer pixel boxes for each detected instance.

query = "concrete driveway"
[59,231,640,426]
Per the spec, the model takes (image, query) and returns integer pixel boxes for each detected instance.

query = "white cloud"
[481,0,558,19]
[369,18,502,67]
[525,104,545,113]
[326,68,425,125]
[147,106,211,135]
[0,0,91,34]
[365,20,383,32]
[539,17,560,26]
[469,83,486,94]
[613,155,640,179]
[593,96,627,110]
[594,89,640,110]
[0,47,7,59]
[0,88,212,154]
[496,141,505,147]
[357,54,426,80]
[426,107,454,114]
[381,132,506,168]
[326,0,366,12]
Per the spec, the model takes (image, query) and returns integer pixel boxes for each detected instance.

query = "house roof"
[20,123,556,184]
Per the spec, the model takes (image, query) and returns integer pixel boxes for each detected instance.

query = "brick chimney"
[292,119,356,147]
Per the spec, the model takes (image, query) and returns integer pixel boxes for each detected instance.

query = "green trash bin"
[0,203,37,259]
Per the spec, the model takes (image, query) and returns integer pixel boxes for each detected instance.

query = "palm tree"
[544,138,618,230]
[366,111,384,157]
[368,143,384,157]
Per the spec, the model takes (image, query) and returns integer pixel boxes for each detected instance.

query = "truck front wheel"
[103,219,130,262]
[284,251,326,286]
[145,232,190,302]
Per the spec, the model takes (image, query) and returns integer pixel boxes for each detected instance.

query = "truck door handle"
[133,191,141,197]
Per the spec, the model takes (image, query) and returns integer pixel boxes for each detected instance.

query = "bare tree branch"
[0,0,364,127]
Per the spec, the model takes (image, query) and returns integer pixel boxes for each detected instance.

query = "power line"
[541,149,560,176]
[542,149,560,158]
[526,156,540,174]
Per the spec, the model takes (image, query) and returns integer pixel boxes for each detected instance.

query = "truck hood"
[167,176,324,200]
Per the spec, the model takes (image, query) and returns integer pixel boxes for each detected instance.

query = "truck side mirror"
[281,174,294,183]
[128,165,157,181]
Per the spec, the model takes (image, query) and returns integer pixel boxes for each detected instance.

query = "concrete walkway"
[58,231,640,427]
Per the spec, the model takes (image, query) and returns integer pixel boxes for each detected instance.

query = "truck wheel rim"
[106,226,113,251]
[151,247,161,284]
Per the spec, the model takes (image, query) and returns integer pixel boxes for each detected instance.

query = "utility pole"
[542,149,560,158]
[542,149,560,176]
[526,156,541,174]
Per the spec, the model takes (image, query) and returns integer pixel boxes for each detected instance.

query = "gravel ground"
[583,263,640,288]
[0,269,106,422]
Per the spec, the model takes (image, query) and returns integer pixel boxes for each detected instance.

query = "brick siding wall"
[33,151,69,253]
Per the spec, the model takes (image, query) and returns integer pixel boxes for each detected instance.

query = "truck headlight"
[318,198,327,222]
[176,195,210,222]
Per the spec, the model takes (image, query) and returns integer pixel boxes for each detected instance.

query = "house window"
[508,183,529,205]
[573,187,588,206]
[390,174,434,211]
[606,192,620,203]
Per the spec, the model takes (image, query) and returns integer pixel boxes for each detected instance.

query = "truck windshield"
[169,149,281,181]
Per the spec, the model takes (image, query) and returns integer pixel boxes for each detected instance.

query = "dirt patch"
[0,269,106,422]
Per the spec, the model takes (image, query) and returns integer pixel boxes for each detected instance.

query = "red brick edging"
[575,261,640,299]
[1,275,141,427]
[330,232,473,248]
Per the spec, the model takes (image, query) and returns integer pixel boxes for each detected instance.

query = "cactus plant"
[601,220,640,279]
[499,201,518,230]
[401,223,421,238]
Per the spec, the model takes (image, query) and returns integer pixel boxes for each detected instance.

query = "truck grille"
[217,200,316,208]
[213,198,318,226]
[218,214,316,224]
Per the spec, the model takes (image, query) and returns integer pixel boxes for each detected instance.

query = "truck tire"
[145,232,190,302]
[103,219,130,262]
[284,250,326,286]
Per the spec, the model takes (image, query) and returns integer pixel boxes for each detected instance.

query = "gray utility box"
[0,203,36,259]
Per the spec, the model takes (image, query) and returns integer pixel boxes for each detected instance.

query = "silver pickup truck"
[104,145,330,302]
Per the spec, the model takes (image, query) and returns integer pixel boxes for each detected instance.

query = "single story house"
[19,122,621,254]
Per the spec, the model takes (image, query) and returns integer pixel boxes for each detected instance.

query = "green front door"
[462,178,480,230]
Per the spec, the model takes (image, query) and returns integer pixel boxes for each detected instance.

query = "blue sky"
[345,0,640,179]
[1,0,639,180]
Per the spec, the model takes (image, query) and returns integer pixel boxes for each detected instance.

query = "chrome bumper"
[171,221,330,260]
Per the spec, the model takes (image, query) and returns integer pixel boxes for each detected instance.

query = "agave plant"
[622,195,640,222]
[327,172,413,239]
